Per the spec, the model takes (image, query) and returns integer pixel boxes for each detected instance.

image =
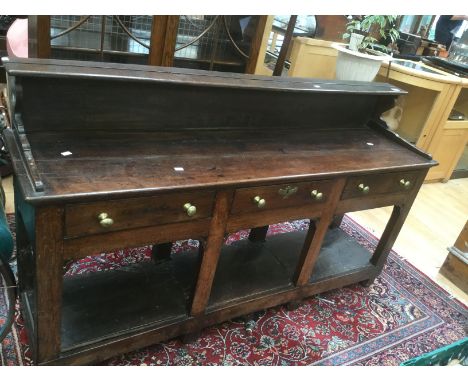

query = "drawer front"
[341,171,419,200]
[231,180,335,215]
[65,190,215,237]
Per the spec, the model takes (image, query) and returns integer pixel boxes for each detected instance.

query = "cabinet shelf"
[445,120,468,129]
[25,257,198,351]
[209,228,374,310]
[22,227,374,353]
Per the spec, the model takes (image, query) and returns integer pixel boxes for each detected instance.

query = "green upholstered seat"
[0,177,13,263]
[0,176,15,343]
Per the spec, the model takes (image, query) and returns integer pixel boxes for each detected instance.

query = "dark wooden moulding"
[2,57,437,365]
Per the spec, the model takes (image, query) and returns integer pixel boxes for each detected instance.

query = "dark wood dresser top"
[2,58,435,204]
[5,127,433,204]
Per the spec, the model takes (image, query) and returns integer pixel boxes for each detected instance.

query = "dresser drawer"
[230,180,335,215]
[341,171,419,200]
[65,190,215,237]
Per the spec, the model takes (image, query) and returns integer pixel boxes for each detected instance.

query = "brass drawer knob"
[183,203,197,217]
[358,183,370,194]
[253,195,266,208]
[400,179,411,189]
[98,212,114,228]
[311,189,323,201]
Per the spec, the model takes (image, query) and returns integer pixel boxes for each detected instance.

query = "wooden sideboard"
[2,58,436,365]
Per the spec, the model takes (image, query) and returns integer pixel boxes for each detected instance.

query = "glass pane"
[418,15,433,37]
[174,15,254,67]
[103,16,151,54]
[398,15,417,33]
[50,15,151,55]
[428,15,440,40]
[51,15,102,50]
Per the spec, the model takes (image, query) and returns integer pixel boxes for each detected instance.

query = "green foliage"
[344,15,400,53]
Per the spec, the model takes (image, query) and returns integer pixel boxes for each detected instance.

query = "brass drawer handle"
[98,212,114,228]
[311,189,323,201]
[278,185,298,199]
[183,203,197,217]
[253,195,266,208]
[400,179,411,189]
[358,183,370,194]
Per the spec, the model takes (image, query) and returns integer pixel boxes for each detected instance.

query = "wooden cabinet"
[425,84,468,181]
[28,15,269,73]
[427,121,468,181]
[440,220,468,293]
[376,62,460,149]
[3,58,435,365]
[376,62,468,182]
[287,37,338,79]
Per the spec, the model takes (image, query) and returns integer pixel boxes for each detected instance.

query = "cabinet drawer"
[231,180,335,215]
[341,171,419,200]
[65,190,215,237]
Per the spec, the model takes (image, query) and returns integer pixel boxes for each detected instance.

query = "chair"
[0,176,15,342]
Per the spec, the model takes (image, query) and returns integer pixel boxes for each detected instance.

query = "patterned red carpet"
[1,215,467,366]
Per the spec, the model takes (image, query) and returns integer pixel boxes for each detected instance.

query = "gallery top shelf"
[3,57,407,95]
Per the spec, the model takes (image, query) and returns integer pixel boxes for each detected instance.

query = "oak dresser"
[1,58,437,364]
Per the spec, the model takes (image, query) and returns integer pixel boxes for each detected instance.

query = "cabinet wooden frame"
[27,15,268,72]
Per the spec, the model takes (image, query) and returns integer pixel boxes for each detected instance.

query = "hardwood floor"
[2,175,467,305]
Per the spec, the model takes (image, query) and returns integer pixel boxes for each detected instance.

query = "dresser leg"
[151,242,172,263]
[330,214,344,229]
[359,278,375,287]
[286,300,301,311]
[34,206,64,364]
[239,310,264,333]
[14,211,34,294]
[248,225,269,242]
[369,171,427,273]
[293,179,346,286]
[190,191,232,317]
[180,331,200,344]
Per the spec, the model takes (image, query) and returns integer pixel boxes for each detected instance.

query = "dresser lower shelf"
[21,226,377,364]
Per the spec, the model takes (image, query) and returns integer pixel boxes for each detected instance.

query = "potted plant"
[333,15,400,81]
[344,17,367,51]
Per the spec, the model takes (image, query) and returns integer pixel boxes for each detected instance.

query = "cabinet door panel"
[427,126,468,181]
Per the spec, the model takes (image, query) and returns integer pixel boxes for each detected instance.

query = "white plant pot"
[332,43,391,82]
